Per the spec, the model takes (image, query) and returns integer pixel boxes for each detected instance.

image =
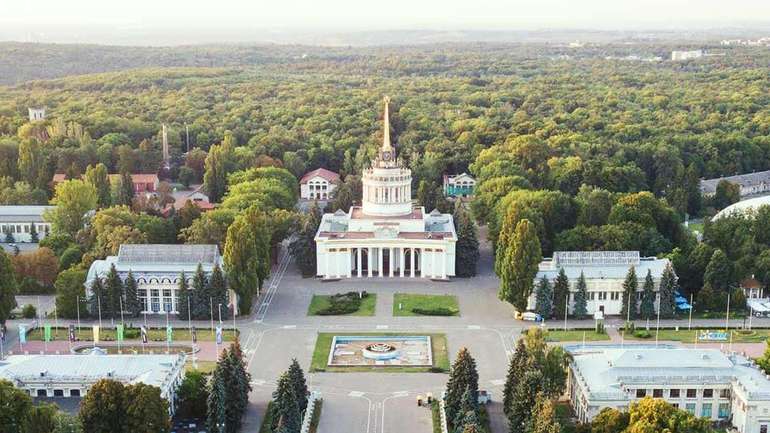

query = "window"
[70,389,81,397]
[588,292,596,301]
[718,403,730,419]
[636,389,646,398]
[686,389,697,398]
[653,389,663,398]
[670,389,680,398]
[611,292,620,301]
[163,289,173,313]
[672,403,679,409]
[760,425,767,433]
[598,292,607,301]
[37,389,47,397]
[151,289,160,313]
[703,389,713,398]
[719,389,730,399]
[701,403,712,418]
[53,389,64,397]
[685,403,696,415]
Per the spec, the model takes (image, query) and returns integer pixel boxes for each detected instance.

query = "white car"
[520,312,543,322]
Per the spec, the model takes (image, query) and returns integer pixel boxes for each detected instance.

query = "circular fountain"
[362,342,399,361]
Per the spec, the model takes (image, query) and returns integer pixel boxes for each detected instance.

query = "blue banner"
[215,326,223,344]
[18,325,26,344]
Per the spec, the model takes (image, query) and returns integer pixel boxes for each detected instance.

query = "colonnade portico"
[321,245,449,280]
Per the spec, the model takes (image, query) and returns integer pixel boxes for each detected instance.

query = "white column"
[441,251,447,279]
[410,248,415,278]
[378,248,384,277]
[389,247,395,277]
[357,248,362,278]
[400,247,405,277]
[431,250,436,278]
[346,250,352,278]
[325,250,330,278]
[368,247,373,277]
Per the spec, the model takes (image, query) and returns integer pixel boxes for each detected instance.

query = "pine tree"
[287,359,309,413]
[209,264,230,320]
[4,230,15,243]
[453,386,479,433]
[525,394,561,433]
[620,266,638,321]
[223,339,252,432]
[534,276,553,318]
[453,201,480,277]
[29,222,39,243]
[658,263,677,319]
[176,272,190,320]
[290,203,321,277]
[191,264,207,319]
[445,348,479,430]
[503,339,528,417]
[123,271,141,317]
[104,264,123,319]
[572,272,588,319]
[507,369,544,433]
[207,360,227,433]
[640,269,656,319]
[551,269,570,321]
[498,219,542,311]
[89,277,105,317]
[272,372,301,433]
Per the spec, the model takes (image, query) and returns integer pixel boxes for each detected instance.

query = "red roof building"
[300,168,340,200]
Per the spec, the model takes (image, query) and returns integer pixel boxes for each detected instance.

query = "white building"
[568,346,770,433]
[85,244,235,315]
[0,352,185,413]
[0,205,54,243]
[701,170,770,198]
[443,173,476,198]
[300,168,340,200]
[315,97,456,279]
[528,251,672,316]
[28,107,45,122]
[671,50,704,61]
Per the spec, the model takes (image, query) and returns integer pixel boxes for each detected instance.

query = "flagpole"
[39,296,47,353]
[97,295,103,328]
[655,294,661,348]
[166,310,170,354]
[76,295,81,340]
[210,297,214,337]
[118,296,124,353]
[688,293,693,330]
[725,291,731,331]
[563,294,568,331]
[54,304,59,341]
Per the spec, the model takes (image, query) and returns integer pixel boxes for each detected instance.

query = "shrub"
[624,321,635,333]
[22,304,37,319]
[633,330,651,339]
[411,307,458,316]
[316,291,367,315]
[596,321,606,334]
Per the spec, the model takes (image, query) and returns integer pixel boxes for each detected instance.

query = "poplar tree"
[116,171,135,206]
[658,263,677,319]
[572,272,588,319]
[176,271,190,320]
[525,394,561,433]
[290,203,321,277]
[84,163,112,208]
[123,271,141,317]
[534,276,553,318]
[640,269,656,319]
[453,201,479,277]
[0,250,18,324]
[498,219,542,311]
[621,266,638,320]
[445,348,479,430]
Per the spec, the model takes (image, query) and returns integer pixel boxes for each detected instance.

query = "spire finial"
[382,96,392,151]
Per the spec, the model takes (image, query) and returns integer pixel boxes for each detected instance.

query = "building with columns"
[315,97,456,279]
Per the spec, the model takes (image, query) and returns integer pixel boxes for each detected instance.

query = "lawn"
[542,329,611,342]
[25,326,238,342]
[310,332,450,373]
[623,328,770,344]
[307,293,376,316]
[393,293,459,316]
[186,360,217,375]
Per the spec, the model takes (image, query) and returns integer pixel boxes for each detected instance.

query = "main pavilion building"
[315,97,457,279]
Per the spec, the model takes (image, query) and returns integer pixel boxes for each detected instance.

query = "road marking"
[251,379,266,386]
[490,379,505,386]
[376,325,388,329]
[467,325,481,330]
[282,325,297,329]
[392,391,409,397]
[349,391,365,397]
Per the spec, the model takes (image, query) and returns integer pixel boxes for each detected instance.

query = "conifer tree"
[272,372,301,433]
[29,222,39,243]
[640,269,656,319]
[209,264,230,320]
[525,394,561,433]
[287,359,309,413]
[503,339,529,417]
[89,277,105,317]
[453,386,479,433]
[534,276,553,318]
[218,339,252,433]
[445,348,479,430]
[551,269,570,320]
[207,359,227,433]
[290,203,321,277]
[123,271,141,317]
[572,272,588,319]
[176,271,190,320]
[191,264,207,319]
[507,369,544,433]
[658,263,677,319]
[620,266,638,321]
[104,264,123,319]
[453,201,480,277]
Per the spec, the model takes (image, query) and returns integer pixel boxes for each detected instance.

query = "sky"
[1,0,768,44]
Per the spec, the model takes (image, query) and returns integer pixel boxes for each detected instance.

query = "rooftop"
[700,170,770,194]
[300,168,340,184]
[0,205,55,223]
[713,195,770,220]
[538,251,669,280]
[350,206,422,220]
[117,244,220,265]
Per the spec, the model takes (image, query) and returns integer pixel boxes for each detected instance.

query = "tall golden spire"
[382,96,392,152]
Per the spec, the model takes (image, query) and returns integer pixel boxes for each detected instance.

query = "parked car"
[478,390,491,404]
[517,311,543,322]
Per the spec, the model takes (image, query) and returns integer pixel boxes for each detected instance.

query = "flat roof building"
[0,205,54,243]
[568,346,770,433]
[0,352,185,413]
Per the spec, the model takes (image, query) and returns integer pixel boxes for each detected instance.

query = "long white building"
[0,205,54,242]
[568,346,770,433]
[528,251,672,316]
[315,97,456,279]
[85,244,235,315]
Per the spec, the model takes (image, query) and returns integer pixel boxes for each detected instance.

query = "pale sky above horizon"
[2,0,769,30]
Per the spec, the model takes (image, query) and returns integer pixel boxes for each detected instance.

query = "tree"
[290,203,321,277]
[79,379,125,433]
[203,141,233,203]
[498,219,542,311]
[272,373,301,433]
[507,369,544,433]
[221,339,252,433]
[453,201,480,277]
[84,163,112,208]
[224,206,271,314]
[757,341,770,375]
[177,370,210,419]
[620,266,638,320]
[525,394,561,433]
[287,358,309,413]
[88,277,105,319]
[46,179,98,236]
[704,249,733,293]
[534,276,553,318]
[590,408,629,433]
[622,397,712,433]
[115,171,135,206]
[29,222,39,243]
[640,270,656,319]
[503,339,528,417]
[209,265,230,320]
[123,383,171,433]
[176,271,190,320]
[0,379,32,433]
[17,138,43,188]
[696,283,722,312]
[572,272,588,319]
[11,247,59,289]
[191,264,207,319]
[52,412,83,433]
[104,264,123,319]
[207,359,228,433]
[712,180,740,209]
[445,347,479,430]
[658,263,677,319]
[54,268,86,319]
[0,250,17,324]
[123,271,141,317]
[551,269,569,321]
